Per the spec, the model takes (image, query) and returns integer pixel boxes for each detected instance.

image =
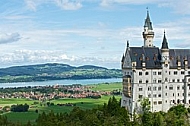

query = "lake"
[0,78,122,88]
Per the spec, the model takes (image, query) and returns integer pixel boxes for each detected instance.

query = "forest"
[0,97,190,126]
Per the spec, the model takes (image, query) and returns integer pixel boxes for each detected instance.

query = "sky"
[0,0,190,69]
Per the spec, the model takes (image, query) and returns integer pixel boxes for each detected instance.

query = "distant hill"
[0,63,122,83]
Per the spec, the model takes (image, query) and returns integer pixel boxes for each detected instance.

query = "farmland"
[0,82,122,124]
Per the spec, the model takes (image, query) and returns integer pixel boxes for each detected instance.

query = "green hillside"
[0,63,122,83]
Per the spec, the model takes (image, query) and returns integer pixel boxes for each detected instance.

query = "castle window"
[174,71,177,75]
[148,86,151,91]
[139,72,142,76]
[158,86,161,90]
[139,80,142,83]
[177,99,180,104]
[139,87,143,91]
[153,94,157,97]
[153,72,156,75]
[139,95,143,99]
[146,80,149,83]
[153,86,157,91]
[182,86,184,89]
[158,80,162,83]
[177,86,180,90]
[188,93,190,97]
[158,72,161,75]
[124,79,128,83]
[181,71,185,74]
[148,94,151,98]
[153,101,157,105]
[182,79,184,82]
[169,71,171,75]
[169,85,173,90]
[158,94,161,97]
[188,71,190,74]
[158,101,162,104]
[165,93,167,96]
[153,79,156,83]
[173,93,175,96]
[177,79,180,82]
[145,72,149,75]
[172,79,175,82]
[178,93,179,96]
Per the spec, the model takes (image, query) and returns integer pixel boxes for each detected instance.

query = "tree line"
[0,97,190,125]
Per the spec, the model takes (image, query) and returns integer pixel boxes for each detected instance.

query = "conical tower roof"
[144,10,153,30]
[161,31,169,49]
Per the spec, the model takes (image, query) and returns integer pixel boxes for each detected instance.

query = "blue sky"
[0,0,190,68]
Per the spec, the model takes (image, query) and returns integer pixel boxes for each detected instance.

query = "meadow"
[0,82,122,124]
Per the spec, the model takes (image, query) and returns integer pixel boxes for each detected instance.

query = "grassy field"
[1,82,122,124]
[0,98,35,107]
[90,82,122,91]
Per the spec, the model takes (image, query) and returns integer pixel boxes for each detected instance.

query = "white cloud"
[4,15,32,20]
[0,49,120,68]
[25,0,39,11]
[158,0,190,15]
[100,0,165,7]
[175,42,190,48]
[24,0,83,11]
[54,0,82,10]
[0,33,21,44]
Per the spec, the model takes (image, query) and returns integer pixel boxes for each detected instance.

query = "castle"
[121,10,190,113]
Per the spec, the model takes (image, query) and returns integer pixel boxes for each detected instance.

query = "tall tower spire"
[142,8,154,47]
[161,31,169,67]
[161,30,169,49]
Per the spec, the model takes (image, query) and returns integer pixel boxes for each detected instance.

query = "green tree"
[139,98,152,126]
[140,98,150,113]
[168,104,187,118]
[152,112,164,126]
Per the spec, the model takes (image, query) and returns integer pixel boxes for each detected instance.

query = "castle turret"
[142,10,154,47]
[161,31,169,67]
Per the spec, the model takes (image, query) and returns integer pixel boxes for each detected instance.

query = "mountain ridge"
[0,63,122,83]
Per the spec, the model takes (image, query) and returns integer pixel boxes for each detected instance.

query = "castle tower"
[161,31,170,111]
[142,10,154,47]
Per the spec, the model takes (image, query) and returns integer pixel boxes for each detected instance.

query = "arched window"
[148,86,151,91]
[177,99,180,104]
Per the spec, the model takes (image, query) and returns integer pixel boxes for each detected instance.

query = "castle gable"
[128,47,162,69]
[123,50,132,68]
[169,49,190,68]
